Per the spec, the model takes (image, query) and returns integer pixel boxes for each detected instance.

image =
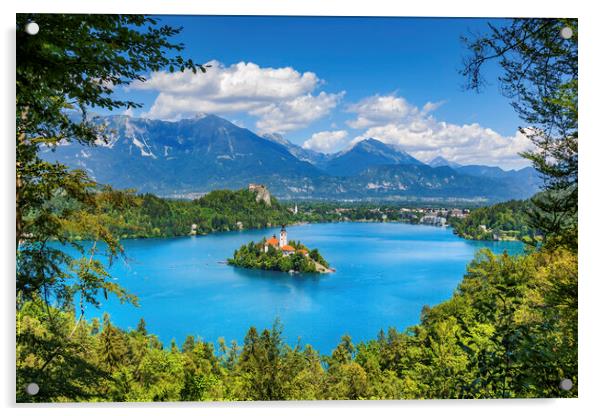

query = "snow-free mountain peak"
[323,137,424,177]
[428,156,462,169]
[261,132,330,165]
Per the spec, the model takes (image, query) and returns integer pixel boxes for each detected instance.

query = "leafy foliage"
[16,13,203,390]
[462,18,578,249]
[449,199,540,242]
[106,189,295,238]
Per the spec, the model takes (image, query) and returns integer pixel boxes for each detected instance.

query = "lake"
[95,222,523,353]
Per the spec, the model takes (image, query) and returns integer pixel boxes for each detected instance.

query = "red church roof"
[281,245,295,252]
[265,236,279,246]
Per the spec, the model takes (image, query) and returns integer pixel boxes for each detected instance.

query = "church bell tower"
[279,225,287,247]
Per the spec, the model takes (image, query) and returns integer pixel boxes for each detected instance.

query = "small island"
[228,225,332,274]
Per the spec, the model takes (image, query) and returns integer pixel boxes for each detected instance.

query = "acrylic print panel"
[16,14,577,402]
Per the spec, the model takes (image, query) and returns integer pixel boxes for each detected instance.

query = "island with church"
[227,225,333,274]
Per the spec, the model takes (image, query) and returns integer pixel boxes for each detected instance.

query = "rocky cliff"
[248,184,272,207]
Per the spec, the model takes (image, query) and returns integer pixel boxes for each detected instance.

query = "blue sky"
[110,16,532,169]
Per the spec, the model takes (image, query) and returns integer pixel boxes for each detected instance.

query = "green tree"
[17,13,205,307]
[462,18,578,250]
[16,14,204,401]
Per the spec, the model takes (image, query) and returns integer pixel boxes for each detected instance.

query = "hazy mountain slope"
[261,133,330,165]
[41,114,324,197]
[323,138,424,177]
[428,156,462,169]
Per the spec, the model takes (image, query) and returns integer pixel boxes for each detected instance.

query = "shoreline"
[64,219,509,244]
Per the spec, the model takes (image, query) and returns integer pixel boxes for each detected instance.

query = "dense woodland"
[65,187,537,242]
[16,15,578,402]
[115,189,294,238]
[450,199,539,242]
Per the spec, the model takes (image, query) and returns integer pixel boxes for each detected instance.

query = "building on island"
[279,225,287,247]
[263,225,309,257]
[281,245,296,256]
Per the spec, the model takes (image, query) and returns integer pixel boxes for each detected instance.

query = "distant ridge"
[261,132,329,165]
[428,156,462,169]
[41,114,543,202]
[322,138,424,177]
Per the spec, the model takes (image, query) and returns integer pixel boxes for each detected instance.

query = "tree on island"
[228,238,330,273]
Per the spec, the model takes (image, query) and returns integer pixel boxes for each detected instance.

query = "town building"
[420,215,447,227]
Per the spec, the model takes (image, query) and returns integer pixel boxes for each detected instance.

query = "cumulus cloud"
[253,92,344,133]
[131,60,343,134]
[346,95,418,129]
[347,94,534,169]
[302,130,349,153]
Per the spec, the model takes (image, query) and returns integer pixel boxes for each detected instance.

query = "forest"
[16,15,578,402]
[115,189,294,238]
[449,199,539,242]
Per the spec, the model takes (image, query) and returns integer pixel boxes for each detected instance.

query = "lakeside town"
[183,183,524,242]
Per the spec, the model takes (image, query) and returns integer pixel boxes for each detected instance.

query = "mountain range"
[40,114,542,202]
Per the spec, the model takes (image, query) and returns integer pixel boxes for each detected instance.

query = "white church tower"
[279,225,288,248]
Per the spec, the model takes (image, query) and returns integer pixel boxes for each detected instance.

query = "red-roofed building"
[264,235,279,252]
[263,226,297,255]
[281,244,295,257]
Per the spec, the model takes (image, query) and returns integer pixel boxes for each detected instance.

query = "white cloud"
[302,130,349,153]
[421,100,445,114]
[132,60,343,134]
[346,94,418,129]
[253,92,344,133]
[347,94,534,169]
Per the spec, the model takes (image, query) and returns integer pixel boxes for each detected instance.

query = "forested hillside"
[111,189,294,238]
[450,199,539,242]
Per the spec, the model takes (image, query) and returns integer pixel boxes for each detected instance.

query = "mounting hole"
[24,22,39,36]
[25,382,39,396]
[559,378,573,391]
[560,26,573,40]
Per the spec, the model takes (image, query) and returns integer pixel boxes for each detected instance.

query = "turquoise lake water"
[92,222,523,354]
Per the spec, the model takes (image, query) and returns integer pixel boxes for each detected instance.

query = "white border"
[2,1,600,416]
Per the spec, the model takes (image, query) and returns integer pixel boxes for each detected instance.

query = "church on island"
[264,225,308,257]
